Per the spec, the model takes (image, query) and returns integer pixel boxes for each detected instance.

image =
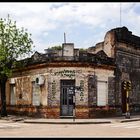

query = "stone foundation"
[89,106,118,118]
[6,105,123,119]
[75,106,89,119]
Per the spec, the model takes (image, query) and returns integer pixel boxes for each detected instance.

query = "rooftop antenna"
[120,2,122,27]
[64,32,66,43]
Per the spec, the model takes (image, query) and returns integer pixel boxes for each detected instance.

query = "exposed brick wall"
[7,105,89,118]
[46,107,60,118]
[89,106,117,118]
[75,106,89,119]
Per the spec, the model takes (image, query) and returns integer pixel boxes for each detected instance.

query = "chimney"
[62,43,74,57]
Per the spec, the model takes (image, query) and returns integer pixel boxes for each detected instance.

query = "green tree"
[79,48,87,52]
[49,45,62,50]
[0,15,34,117]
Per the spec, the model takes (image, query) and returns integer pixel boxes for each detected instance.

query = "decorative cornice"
[13,62,115,73]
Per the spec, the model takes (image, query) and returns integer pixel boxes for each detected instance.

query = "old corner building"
[2,26,140,119]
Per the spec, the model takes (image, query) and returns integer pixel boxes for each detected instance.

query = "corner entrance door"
[60,80,75,116]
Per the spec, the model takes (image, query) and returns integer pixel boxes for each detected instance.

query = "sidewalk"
[1,114,140,124]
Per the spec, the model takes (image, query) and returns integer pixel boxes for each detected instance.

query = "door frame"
[60,79,75,117]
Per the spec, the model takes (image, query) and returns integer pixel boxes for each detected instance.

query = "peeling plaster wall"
[6,65,114,118]
[16,76,32,105]
[7,68,49,107]
[48,67,89,107]
[47,67,114,107]
[103,31,115,58]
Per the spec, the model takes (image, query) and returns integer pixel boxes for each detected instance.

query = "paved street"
[100,121,140,129]
[0,122,28,129]
[0,120,140,137]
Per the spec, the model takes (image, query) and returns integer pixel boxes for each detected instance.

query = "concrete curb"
[24,120,111,124]
[24,118,140,124]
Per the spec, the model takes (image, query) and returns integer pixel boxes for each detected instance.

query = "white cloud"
[0,2,139,53]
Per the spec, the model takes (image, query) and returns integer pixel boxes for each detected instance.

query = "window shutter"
[97,81,108,106]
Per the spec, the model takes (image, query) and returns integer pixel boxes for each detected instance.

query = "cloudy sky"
[0,2,139,54]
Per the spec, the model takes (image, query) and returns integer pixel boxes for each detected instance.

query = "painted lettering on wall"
[50,69,82,79]
[54,70,76,78]
[80,80,84,101]
[52,80,56,99]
